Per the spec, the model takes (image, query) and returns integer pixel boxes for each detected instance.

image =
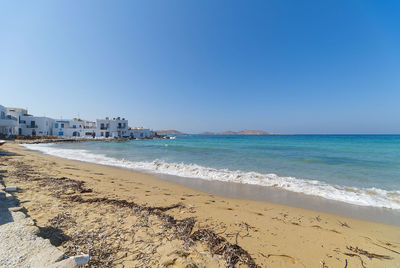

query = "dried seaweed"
[66,195,182,213]
[191,229,258,268]
[67,195,259,267]
[346,246,392,260]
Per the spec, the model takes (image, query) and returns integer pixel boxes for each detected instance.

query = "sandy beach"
[1,142,400,267]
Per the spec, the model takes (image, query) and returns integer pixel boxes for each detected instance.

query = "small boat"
[169,136,176,140]
[0,140,6,146]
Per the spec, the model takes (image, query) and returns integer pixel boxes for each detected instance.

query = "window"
[73,125,76,129]
[101,132,104,136]
[55,123,58,128]
[61,123,64,128]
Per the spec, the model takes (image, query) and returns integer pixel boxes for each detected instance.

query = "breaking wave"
[23,143,400,210]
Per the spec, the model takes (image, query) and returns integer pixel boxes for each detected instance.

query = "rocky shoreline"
[0,178,89,267]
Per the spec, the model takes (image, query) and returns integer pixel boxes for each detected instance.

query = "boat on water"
[0,140,6,146]
[169,136,176,140]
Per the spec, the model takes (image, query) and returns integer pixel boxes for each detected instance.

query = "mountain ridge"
[155,130,186,135]
[199,129,272,135]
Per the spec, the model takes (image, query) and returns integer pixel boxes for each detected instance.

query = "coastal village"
[0,104,156,139]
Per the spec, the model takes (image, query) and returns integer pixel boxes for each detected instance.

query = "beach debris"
[343,245,393,268]
[371,242,400,255]
[191,229,258,268]
[338,220,351,228]
[66,195,259,267]
[71,254,90,266]
[5,186,17,192]
[49,254,89,267]
[346,246,392,260]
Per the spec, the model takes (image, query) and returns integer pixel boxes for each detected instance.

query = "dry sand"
[1,143,399,267]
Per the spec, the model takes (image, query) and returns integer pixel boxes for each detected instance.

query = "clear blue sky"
[1,1,400,134]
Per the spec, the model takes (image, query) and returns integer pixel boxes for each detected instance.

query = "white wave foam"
[23,143,400,210]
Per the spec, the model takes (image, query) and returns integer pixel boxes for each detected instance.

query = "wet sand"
[1,142,400,267]
[157,173,400,226]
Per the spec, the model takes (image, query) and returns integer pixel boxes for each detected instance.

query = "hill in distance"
[200,129,272,135]
[155,130,186,135]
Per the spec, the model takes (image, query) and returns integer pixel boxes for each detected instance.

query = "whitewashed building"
[128,127,154,139]
[19,115,54,136]
[53,119,88,137]
[7,107,53,136]
[83,120,97,138]
[0,105,18,136]
[96,117,128,138]
[6,107,28,121]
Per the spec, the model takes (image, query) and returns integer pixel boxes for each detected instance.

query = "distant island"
[200,129,272,135]
[155,130,186,135]
[155,129,273,135]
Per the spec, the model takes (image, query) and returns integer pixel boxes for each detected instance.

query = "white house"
[6,107,28,121]
[19,115,54,136]
[83,120,97,138]
[0,105,18,136]
[96,117,128,138]
[128,127,154,139]
[7,107,54,136]
[53,119,88,138]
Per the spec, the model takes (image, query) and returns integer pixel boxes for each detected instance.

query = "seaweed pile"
[66,195,258,267]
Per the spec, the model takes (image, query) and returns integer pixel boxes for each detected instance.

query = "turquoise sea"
[25,135,400,210]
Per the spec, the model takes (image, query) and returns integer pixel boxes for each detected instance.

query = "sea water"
[24,135,400,210]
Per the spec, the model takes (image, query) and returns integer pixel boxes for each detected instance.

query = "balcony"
[100,127,108,130]
[6,115,18,121]
[26,125,38,128]
[0,119,19,127]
